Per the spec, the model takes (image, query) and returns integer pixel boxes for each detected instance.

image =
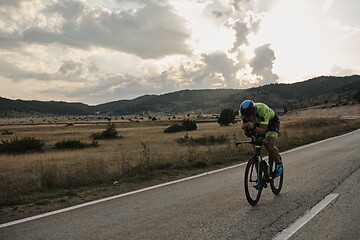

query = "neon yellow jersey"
[239,102,275,125]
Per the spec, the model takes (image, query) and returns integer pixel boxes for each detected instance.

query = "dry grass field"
[1,116,360,222]
[0,119,240,203]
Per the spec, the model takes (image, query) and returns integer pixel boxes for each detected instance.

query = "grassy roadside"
[0,117,360,223]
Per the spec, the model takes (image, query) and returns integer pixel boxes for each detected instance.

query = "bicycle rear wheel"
[244,156,263,206]
[269,156,283,195]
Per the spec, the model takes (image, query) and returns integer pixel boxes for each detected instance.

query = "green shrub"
[1,130,13,135]
[164,120,197,133]
[54,140,99,150]
[182,119,197,131]
[0,137,44,154]
[92,122,122,140]
[218,108,237,126]
[177,134,229,145]
[164,124,184,133]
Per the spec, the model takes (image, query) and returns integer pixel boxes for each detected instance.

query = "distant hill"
[93,95,157,113]
[113,89,244,115]
[0,98,90,116]
[293,79,360,109]
[0,75,359,117]
[225,75,360,110]
[112,75,360,114]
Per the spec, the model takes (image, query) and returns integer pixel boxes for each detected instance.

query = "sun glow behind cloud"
[171,1,235,54]
[255,1,332,82]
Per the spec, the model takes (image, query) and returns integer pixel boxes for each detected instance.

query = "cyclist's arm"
[253,124,267,135]
[245,122,267,135]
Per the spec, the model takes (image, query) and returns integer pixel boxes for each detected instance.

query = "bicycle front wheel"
[244,156,263,206]
[269,156,283,195]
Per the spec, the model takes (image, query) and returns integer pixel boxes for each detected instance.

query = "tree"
[91,121,122,140]
[218,109,237,126]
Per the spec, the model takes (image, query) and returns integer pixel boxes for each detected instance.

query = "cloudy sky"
[0,0,359,104]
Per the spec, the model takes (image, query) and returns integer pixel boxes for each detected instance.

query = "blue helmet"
[240,100,256,118]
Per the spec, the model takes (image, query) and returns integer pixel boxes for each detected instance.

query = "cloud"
[165,49,253,89]
[0,0,192,59]
[201,51,237,85]
[249,44,278,84]
[230,0,251,12]
[206,0,251,16]
[201,0,251,23]
[225,12,263,52]
[0,57,97,83]
[0,58,24,80]
[225,20,250,51]
[42,72,174,104]
[329,65,354,76]
[167,51,239,88]
[0,0,52,23]
[46,0,85,21]
[57,60,85,79]
[160,8,276,89]
[322,0,334,12]
[327,19,360,39]
[0,0,23,8]
[0,0,284,104]
[0,57,55,82]
[64,74,136,97]
[212,10,223,18]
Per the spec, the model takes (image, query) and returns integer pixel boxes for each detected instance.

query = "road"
[1,130,360,240]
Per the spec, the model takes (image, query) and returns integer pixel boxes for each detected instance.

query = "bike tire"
[244,156,263,206]
[269,156,283,195]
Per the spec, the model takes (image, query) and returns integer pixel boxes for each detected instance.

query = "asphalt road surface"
[1,129,360,240]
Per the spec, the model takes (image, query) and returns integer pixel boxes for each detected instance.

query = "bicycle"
[236,138,284,206]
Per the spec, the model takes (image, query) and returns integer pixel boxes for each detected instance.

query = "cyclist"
[239,100,283,188]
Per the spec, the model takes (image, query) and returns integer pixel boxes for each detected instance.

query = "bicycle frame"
[255,145,263,181]
[236,140,270,184]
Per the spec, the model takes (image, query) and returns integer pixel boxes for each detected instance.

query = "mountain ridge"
[1,75,359,116]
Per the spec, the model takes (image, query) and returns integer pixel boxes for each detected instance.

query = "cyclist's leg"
[265,136,280,164]
[266,135,283,177]
[265,115,280,163]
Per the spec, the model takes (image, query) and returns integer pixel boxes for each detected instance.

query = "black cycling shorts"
[266,114,280,138]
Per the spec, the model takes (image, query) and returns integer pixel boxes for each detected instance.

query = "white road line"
[0,162,246,229]
[1,128,359,229]
[273,193,339,240]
